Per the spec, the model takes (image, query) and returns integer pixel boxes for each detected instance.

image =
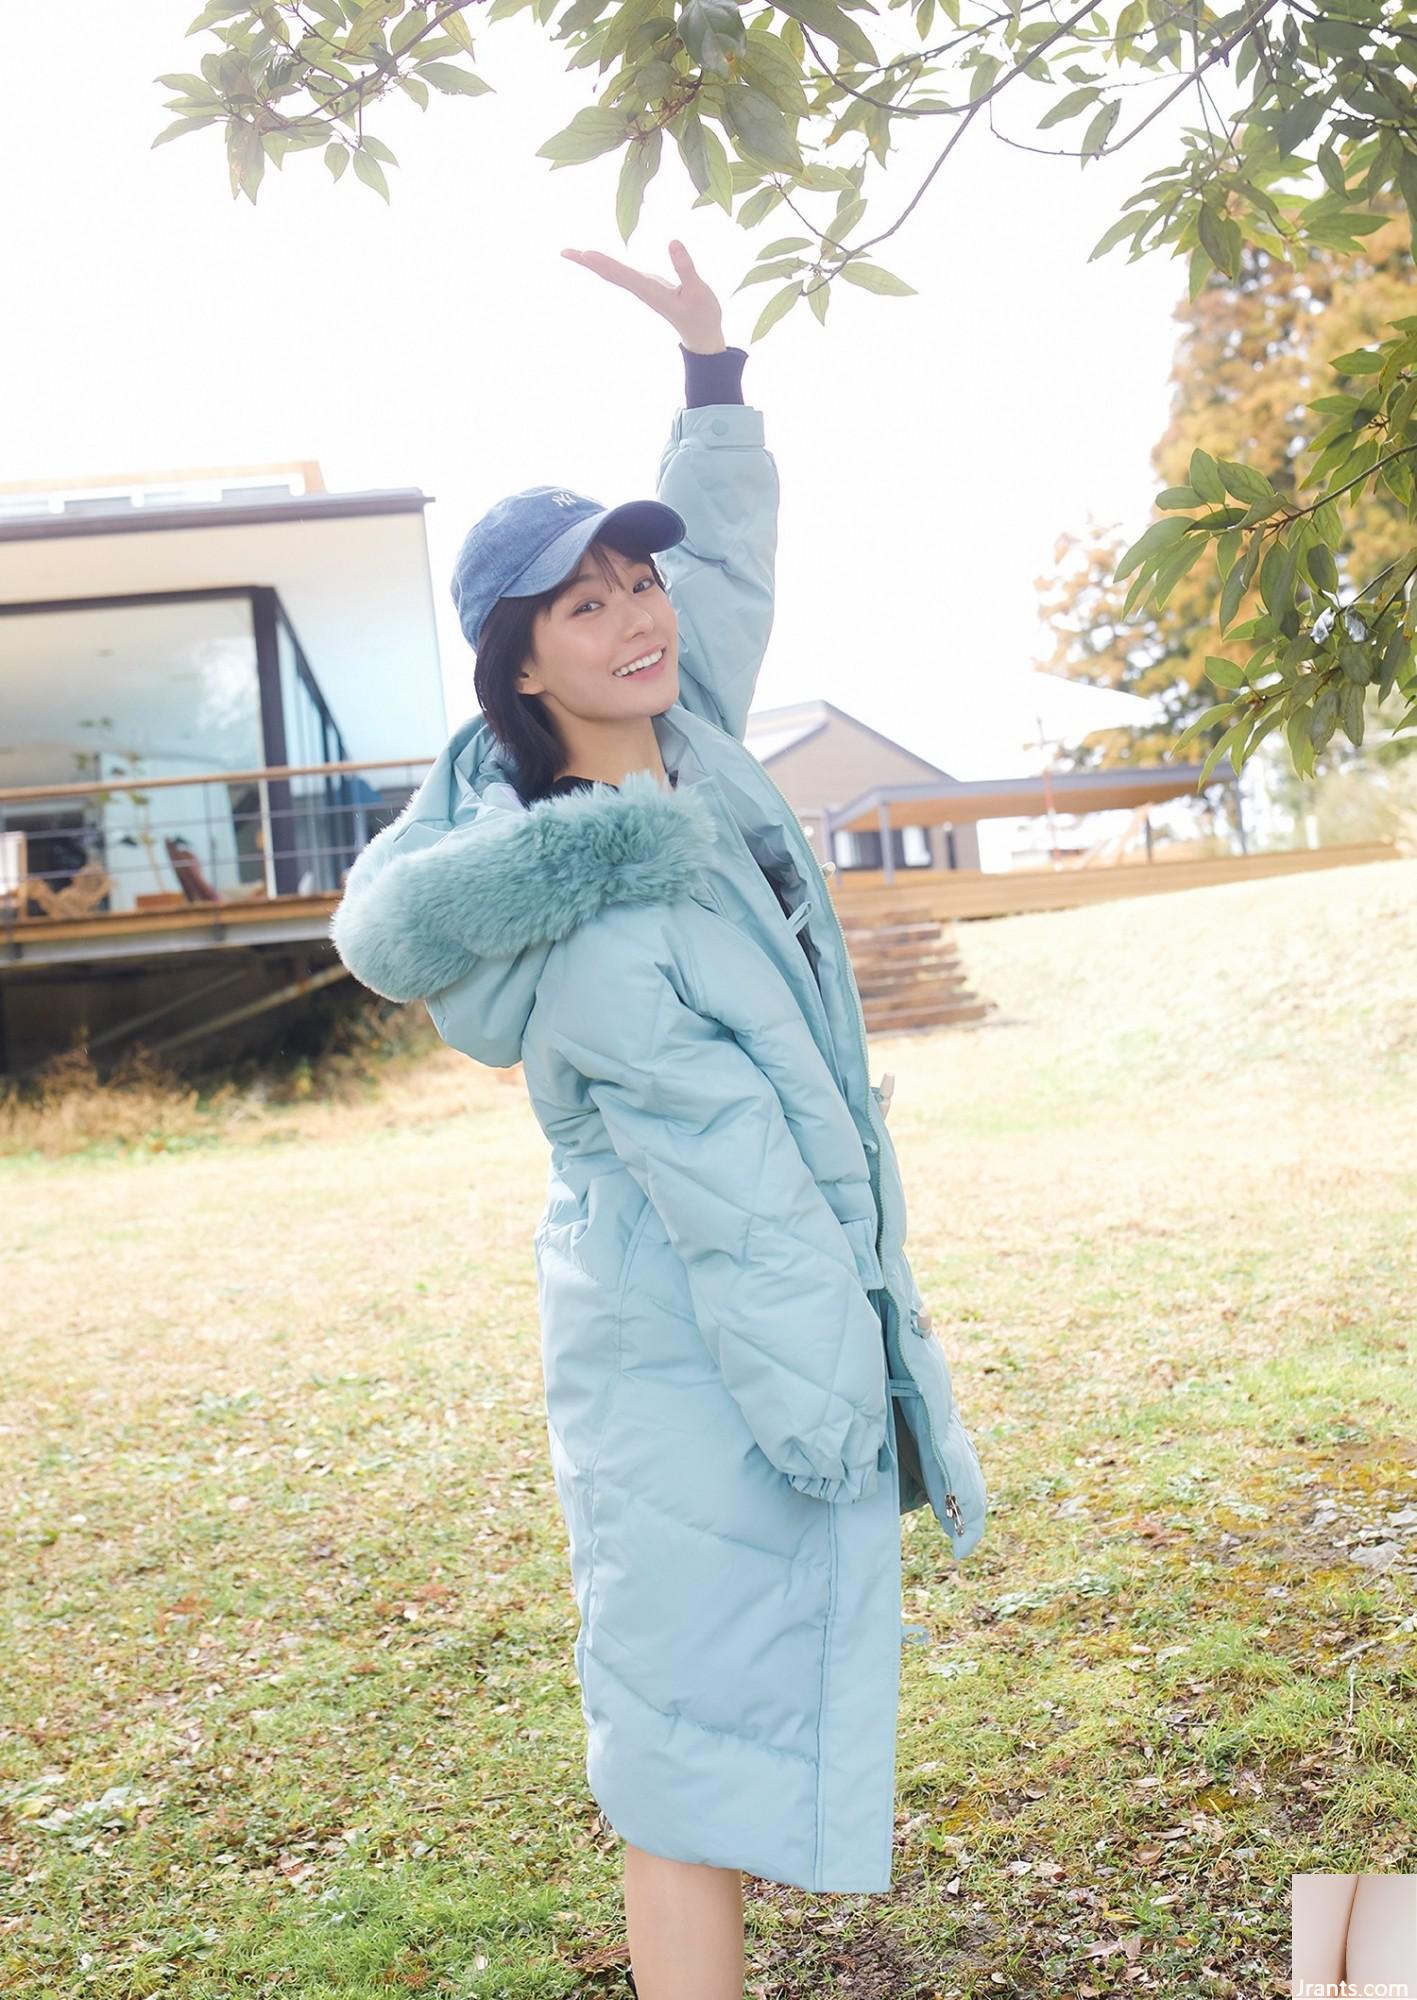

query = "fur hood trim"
[330,767,720,1003]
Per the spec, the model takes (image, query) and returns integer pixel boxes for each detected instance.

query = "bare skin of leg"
[1290,1874,1358,1994]
[623,1840,745,2000]
[1343,1873,1417,1990]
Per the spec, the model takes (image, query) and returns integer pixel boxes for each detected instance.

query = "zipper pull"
[945,1491,965,1534]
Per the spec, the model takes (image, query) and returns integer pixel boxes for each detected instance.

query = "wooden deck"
[828,840,1404,923]
[3,839,1401,975]
[1,893,340,969]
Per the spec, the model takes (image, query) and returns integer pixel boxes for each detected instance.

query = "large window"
[272,599,348,893]
[0,587,352,913]
[1,593,265,793]
[831,823,935,871]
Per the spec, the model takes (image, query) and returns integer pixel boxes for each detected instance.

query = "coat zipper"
[745,761,965,1531]
[700,754,965,1533]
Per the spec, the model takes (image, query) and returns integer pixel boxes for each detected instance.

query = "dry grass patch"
[2,858,1415,1997]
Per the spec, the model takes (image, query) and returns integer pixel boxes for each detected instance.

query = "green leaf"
[1376,629,1409,702]
[1197,718,1248,786]
[1396,146,1417,244]
[1036,84,1101,131]
[1308,684,1340,750]
[1218,556,1249,633]
[536,105,630,166]
[1284,706,1311,776]
[734,257,808,289]
[443,8,477,53]
[833,260,916,297]
[352,148,391,200]
[735,184,784,230]
[700,121,733,212]
[226,117,265,203]
[414,59,491,93]
[751,278,802,342]
[1173,702,1238,753]
[673,111,713,196]
[1151,537,1206,610]
[157,70,220,98]
[391,7,429,52]
[1156,485,1201,510]
[1205,656,1246,690]
[185,3,250,32]
[1338,679,1366,746]
[1188,448,1226,504]
[400,73,429,107]
[152,114,222,147]
[678,0,747,77]
[721,83,803,174]
[1088,210,1142,262]
[1304,543,1338,593]
[968,54,1003,104]
[342,0,393,56]
[615,129,660,242]
[325,140,350,179]
[1329,346,1385,375]
[827,196,866,244]
[1217,458,1275,503]
[806,274,830,326]
[1338,639,1371,686]
[773,0,878,66]
[757,236,813,256]
[1079,98,1120,163]
[1236,704,1287,767]
[1113,516,1190,581]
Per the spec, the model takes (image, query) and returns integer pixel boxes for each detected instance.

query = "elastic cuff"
[681,342,747,409]
[787,1460,881,1505]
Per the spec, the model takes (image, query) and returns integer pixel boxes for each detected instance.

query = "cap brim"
[504,499,687,602]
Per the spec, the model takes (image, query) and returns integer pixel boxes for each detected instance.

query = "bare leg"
[1291,1874,1358,1995]
[1343,1873,1417,1991]
[622,1839,745,2000]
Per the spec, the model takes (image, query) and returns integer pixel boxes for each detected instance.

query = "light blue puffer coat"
[329,401,987,1894]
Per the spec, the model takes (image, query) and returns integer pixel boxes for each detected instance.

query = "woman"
[329,239,987,2000]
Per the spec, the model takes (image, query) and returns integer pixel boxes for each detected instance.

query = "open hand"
[560,239,726,353]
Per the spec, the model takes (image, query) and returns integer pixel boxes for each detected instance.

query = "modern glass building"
[0,464,447,1074]
[0,466,445,919]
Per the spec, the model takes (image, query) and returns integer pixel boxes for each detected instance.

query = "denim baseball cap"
[450,485,688,653]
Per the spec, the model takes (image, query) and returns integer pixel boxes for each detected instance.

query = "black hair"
[472,534,668,804]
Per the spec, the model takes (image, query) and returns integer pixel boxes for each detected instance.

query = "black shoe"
[625,1971,638,1997]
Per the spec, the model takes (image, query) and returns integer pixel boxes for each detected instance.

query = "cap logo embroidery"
[550,490,578,508]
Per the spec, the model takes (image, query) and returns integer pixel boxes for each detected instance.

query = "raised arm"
[654,363,779,744]
[560,238,780,742]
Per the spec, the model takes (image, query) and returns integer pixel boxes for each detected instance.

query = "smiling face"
[515,540,679,725]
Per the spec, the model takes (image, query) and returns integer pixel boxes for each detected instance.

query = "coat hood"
[329,712,721,1065]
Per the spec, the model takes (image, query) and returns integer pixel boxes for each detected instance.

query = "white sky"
[4,1,1202,803]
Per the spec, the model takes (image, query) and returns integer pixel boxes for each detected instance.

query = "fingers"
[561,247,663,300]
[562,243,695,298]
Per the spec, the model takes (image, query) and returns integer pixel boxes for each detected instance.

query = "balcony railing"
[0,757,435,931]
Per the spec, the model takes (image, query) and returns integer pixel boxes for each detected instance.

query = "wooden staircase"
[833,900,993,1036]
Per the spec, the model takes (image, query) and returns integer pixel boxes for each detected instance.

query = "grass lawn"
[2,855,1415,1999]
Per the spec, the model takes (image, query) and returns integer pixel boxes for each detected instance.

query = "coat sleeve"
[536,921,889,1505]
[654,403,779,745]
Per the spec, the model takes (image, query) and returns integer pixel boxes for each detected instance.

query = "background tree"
[157,0,1417,779]
[1036,190,1415,823]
